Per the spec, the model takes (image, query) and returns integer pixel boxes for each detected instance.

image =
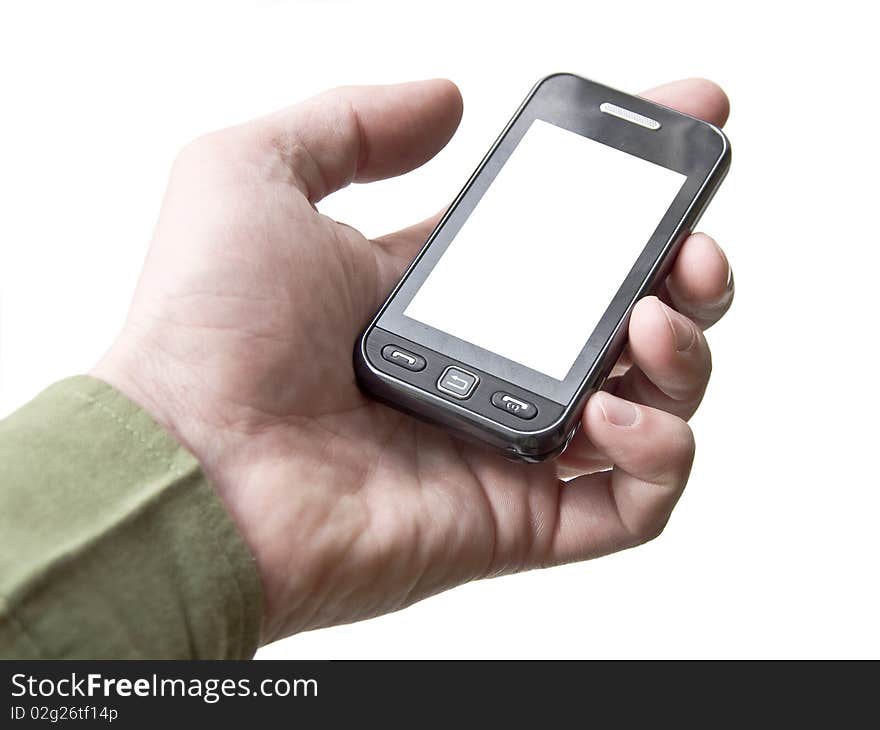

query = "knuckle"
[669,352,712,404]
[637,515,669,544]
[673,419,697,466]
[632,418,695,491]
[177,129,223,160]
[623,499,672,545]
[173,128,247,174]
[268,132,316,190]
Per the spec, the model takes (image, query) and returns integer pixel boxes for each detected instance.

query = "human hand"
[93,77,733,643]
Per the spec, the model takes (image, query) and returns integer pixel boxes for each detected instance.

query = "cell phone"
[354,73,730,462]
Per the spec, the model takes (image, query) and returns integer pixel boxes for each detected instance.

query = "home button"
[437,366,479,399]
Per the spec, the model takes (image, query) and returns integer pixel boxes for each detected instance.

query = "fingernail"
[597,392,639,427]
[724,266,735,297]
[711,235,729,273]
[660,300,697,352]
[711,237,735,302]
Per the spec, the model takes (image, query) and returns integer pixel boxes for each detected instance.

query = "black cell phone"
[354,73,730,462]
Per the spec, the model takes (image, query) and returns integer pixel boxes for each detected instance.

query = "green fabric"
[0,376,262,658]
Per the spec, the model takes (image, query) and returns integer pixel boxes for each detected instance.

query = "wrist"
[92,336,188,452]
[91,332,272,641]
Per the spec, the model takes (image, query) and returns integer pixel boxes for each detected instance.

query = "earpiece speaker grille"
[599,102,661,130]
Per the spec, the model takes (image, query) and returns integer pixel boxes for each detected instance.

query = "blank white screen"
[404,119,687,380]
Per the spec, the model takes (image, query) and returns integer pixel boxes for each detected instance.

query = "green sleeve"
[0,376,263,659]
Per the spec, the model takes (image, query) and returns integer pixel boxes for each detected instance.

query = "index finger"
[639,78,730,127]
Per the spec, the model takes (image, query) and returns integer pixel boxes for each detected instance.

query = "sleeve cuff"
[0,376,263,658]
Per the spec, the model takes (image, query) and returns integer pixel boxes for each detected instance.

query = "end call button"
[491,391,537,420]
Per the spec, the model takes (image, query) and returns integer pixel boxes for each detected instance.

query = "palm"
[139,159,559,637]
[97,78,732,643]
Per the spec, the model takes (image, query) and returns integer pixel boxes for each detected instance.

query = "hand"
[93,77,733,643]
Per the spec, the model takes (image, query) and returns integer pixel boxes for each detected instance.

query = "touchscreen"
[404,119,686,380]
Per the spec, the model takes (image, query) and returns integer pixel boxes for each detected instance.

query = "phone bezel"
[355,73,729,459]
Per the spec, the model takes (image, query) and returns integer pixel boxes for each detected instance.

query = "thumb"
[371,207,448,294]
[256,79,463,203]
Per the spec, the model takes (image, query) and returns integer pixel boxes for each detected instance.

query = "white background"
[1,1,877,659]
